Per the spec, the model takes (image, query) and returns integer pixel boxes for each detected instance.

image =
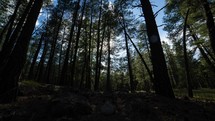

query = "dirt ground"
[1,84,215,121]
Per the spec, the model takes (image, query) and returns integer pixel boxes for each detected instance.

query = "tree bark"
[94,0,102,91]
[0,0,34,69]
[140,0,175,98]
[36,35,48,82]
[105,27,112,93]
[98,22,106,89]
[60,0,80,86]
[3,0,22,46]
[188,25,215,72]
[44,10,64,84]
[126,32,154,87]
[201,0,215,54]
[70,0,86,86]
[85,2,93,90]
[0,0,43,103]
[0,0,21,46]
[183,9,193,98]
[28,33,44,80]
[122,14,134,92]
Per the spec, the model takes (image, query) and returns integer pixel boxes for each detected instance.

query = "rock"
[100,101,116,115]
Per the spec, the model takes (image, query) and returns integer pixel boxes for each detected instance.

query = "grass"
[174,88,215,101]
[19,80,42,88]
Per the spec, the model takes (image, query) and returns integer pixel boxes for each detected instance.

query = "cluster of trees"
[163,0,215,97]
[0,0,214,103]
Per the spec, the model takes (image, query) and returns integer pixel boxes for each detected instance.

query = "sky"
[151,0,169,43]
[37,0,169,43]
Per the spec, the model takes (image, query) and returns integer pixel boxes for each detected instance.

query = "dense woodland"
[0,0,215,104]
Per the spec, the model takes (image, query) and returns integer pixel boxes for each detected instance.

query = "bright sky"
[151,0,169,43]
[37,0,169,43]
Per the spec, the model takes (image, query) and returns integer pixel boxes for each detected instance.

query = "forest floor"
[1,81,215,121]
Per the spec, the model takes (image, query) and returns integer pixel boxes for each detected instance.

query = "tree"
[183,9,193,98]
[121,13,134,92]
[60,0,80,86]
[94,0,103,91]
[28,33,44,80]
[70,0,87,85]
[201,0,215,54]
[0,0,34,69]
[0,0,43,103]
[140,0,175,98]
[44,4,65,83]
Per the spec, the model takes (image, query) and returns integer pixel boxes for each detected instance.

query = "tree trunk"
[44,10,64,84]
[85,2,93,90]
[0,0,34,69]
[94,0,102,91]
[57,27,66,84]
[126,33,154,87]
[36,36,48,82]
[60,0,80,86]
[188,25,215,72]
[201,0,215,54]
[122,14,134,92]
[0,0,43,103]
[183,9,193,98]
[80,26,88,89]
[202,45,215,62]
[105,27,112,93]
[98,23,106,89]
[70,0,86,86]
[140,0,175,98]
[28,33,44,80]
[0,0,21,46]
[3,0,22,46]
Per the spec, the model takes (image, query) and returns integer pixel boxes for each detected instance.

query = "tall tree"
[140,0,175,98]
[0,0,34,69]
[60,0,80,86]
[70,0,86,85]
[106,27,112,93]
[44,6,65,83]
[28,33,44,80]
[0,0,43,103]
[85,1,94,90]
[201,0,215,54]
[183,9,193,98]
[94,0,103,91]
[121,13,134,92]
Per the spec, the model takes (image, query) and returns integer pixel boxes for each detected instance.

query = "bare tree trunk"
[188,25,215,72]
[85,2,93,90]
[60,0,80,86]
[36,37,48,82]
[0,0,34,70]
[70,0,86,86]
[201,0,215,54]
[94,0,102,91]
[140,0,175,98]
[121,14,134,92]
[57,27,66,84]
[0,0,43,103]
[183,9,193,98]
[3,0,22,46]
[44,10,64,84]
[98,23,106,88]
[28,33,44,80]
[0,0,21,46]
[126,33,154,87]
[105,27,112,93]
